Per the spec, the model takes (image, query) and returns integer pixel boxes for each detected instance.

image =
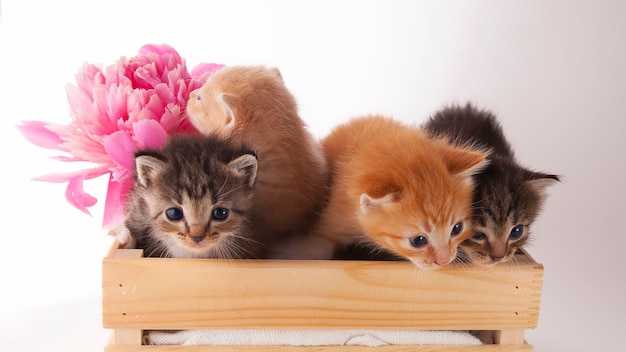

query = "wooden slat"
[494,329,526,345]
[106,245,144,345]
[111,328,143,346]
[104,343,534,352]
[102,248,543,331]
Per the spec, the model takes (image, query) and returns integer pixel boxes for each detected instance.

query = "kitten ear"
[360,193,396,214]
[216,92,236,131]
[439,143,490,178]
[526,172,560,200]
[229,153,258,187]
[135,155,167,187]
[267,67,284,83]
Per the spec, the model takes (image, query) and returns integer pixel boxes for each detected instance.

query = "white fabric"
[145,329,482,346]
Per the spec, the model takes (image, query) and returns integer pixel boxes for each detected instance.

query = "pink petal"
[65,83,95,119]
[51,155,84,162]
[141,94,166,122]
[74,63,105,93]
[91,86,116,132]
[135,64,163,89]
[102,176,133,229]
[103,130,138,170]
[38,168,110,215]
[33,167,110,183]
[66,174,97,215]
[109,166,133,184]
[133,119,168,150]
[139,43,182,64]
[191,63,225,79]
[105,84,132,130]
[105,59,132,88]
[154,82,176,106]
[160,104,198,134]
[17,121,68,151]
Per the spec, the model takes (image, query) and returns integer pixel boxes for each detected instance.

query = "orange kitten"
[308,115,489,269]
[186,65,328,256]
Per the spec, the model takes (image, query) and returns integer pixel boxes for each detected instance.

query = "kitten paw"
[108,222,134,248]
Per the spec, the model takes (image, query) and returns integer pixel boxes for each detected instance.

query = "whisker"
[453,253,474,271]
[212,234,257,260]
[228,232,263,247]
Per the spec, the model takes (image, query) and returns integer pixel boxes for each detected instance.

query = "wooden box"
[102,241,543,351]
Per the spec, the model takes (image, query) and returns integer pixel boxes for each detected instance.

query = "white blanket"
[145,329,482,346]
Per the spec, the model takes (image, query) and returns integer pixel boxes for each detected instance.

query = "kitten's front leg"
[108,221,136,249]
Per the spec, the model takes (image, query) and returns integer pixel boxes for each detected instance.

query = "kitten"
[423,103,560,266]
[306,115,489,269]
[186,65,328,257]
[124,134,259,259]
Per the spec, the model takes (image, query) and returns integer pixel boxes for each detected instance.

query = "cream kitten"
[186,65,328,257]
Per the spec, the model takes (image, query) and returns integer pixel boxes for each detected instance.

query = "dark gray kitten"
[124,134,259,259]
[423,103,559,266]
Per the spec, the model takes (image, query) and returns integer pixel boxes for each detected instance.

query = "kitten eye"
[409,236,428,248]
[509,225,524,240]
[450,222,463,236]
[212,207,229,221]
[472,232,486,240]
[165,207,184,221]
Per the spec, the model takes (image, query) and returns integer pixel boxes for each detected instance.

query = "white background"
[1,1,625,351]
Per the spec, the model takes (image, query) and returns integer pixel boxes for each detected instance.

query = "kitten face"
[187,82,234,139]
[463,216,527,266]
[186,65,286,139]
[423,103,560,266]
[359,193,473,269]
[460,159,559,266]
[125,135,258,258]
[141,185,251,258]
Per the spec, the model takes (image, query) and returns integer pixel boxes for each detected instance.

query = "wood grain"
[102,245,543,331]
[104,343,534,352]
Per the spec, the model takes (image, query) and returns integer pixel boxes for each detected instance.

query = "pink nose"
[189,234,206,243]
[434,254,451,266]
[189,225,206,242]
[435,259,449,266]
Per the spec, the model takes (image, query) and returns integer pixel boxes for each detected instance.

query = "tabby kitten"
[186,65,328,258]
[306,115,489,270]
[124,134,259,259]
[423,103,560,266]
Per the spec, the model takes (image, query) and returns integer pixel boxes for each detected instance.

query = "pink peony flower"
[18,44,224,229]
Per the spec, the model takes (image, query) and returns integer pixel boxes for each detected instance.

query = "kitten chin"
[149,228,244,259]
[124,134,260,259]
[306,115,489,270]
[423,103,560,266]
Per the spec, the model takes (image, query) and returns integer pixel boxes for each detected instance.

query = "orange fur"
[186,65,328,255]
[309,115,489,269]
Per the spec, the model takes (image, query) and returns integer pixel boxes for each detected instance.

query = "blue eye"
[509,225,524,240]
[472,232,486,240]
[410,236,428,248]
[165,207,184,221]
[212,207,229,221]
[451,222,463,236]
